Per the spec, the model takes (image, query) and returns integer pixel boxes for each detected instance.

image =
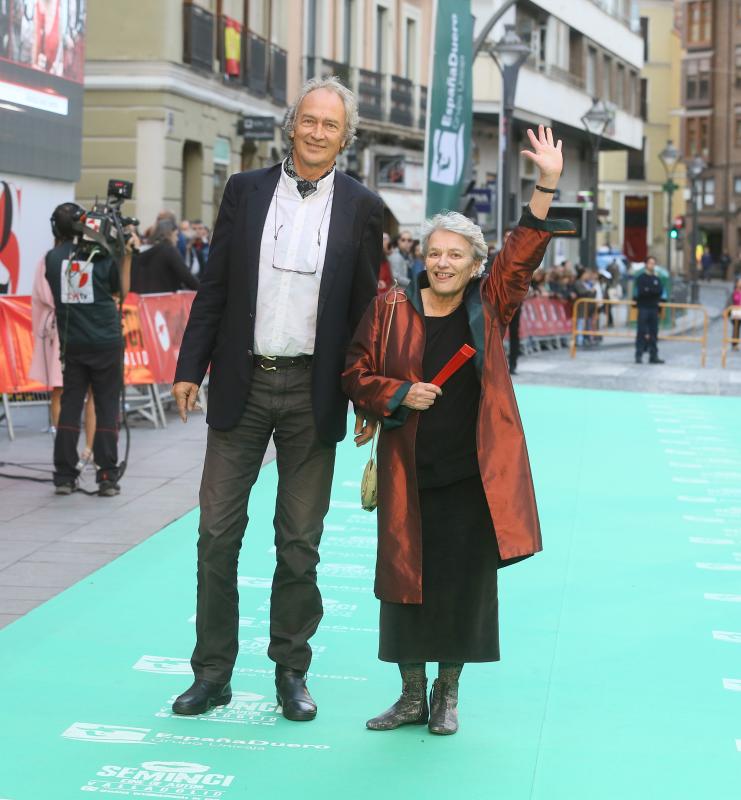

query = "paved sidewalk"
[0,407,274,628]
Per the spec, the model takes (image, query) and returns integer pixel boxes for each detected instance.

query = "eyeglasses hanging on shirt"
[271,184,335,276]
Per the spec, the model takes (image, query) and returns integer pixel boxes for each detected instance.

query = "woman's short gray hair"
[283,76,359,149]
[420,211,488,276]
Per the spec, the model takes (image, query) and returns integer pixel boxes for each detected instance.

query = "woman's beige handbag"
[360,432,379,511]
[360,286,399,512]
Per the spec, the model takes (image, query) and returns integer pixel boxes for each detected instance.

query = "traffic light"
[669,215,684,241]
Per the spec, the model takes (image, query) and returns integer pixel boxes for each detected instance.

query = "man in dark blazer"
[170,77,382,721]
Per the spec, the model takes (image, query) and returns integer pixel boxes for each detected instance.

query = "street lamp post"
[490,25,530,243]
[581,98,615,269]
[687,154,706,305]
[658,140,680,275]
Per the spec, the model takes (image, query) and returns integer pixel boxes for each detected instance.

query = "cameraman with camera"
[45,188,139,497]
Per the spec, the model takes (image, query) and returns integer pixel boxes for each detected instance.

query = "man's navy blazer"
[174,163,383,444]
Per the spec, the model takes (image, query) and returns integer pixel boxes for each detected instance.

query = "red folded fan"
[430,344,476,387]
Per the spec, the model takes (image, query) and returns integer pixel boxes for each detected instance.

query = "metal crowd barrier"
[720,306,741,368]
[569,298,709,367]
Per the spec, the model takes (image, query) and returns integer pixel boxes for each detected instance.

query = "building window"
[627,137,646,181]
[737,0,741,25]
[640,17,649,61]
[343,0,355,64]
[640,78,648,121]
[616,63,625,108]
[375,5,388,73]
[687,1,712,45]
[685,57,711,104]
[686,115,710,157]
[702,177,715,208]
[734,176,741,194]
[602,55,612,101]
[736,115,741,147]
[736,47,741,89]
[404,17,418,81]
[586,47,597,96]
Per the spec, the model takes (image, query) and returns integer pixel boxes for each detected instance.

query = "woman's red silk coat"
[343,212,560,603]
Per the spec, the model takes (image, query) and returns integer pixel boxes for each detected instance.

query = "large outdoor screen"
[0,0,86,182]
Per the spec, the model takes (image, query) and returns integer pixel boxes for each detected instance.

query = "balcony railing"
[270,44,288,105]
[303,58,425,130]
[357,68,384,121]
[306,57,352,87]
[245,31,268,96]
[183,3,214,72]
[418,85,427,131]
[389,75,413,127]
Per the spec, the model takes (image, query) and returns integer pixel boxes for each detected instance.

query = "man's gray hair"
[283,76,358,149]
[420,211,488,275]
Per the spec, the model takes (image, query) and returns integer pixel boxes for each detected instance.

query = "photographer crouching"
[45,186,139,497]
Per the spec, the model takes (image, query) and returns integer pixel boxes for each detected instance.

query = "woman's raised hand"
[402,382,442,411]
[521,125,563,186]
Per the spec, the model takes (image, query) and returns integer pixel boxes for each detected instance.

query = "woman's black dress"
[378,303,501,663]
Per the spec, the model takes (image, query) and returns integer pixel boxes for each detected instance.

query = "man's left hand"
[353,412,376,447]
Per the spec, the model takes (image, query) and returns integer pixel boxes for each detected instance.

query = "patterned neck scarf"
[284,152,335,199]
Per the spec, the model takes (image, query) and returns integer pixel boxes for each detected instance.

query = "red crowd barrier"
[0,292,196,394]
[504,296,571,339]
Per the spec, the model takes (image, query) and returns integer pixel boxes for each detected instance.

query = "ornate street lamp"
[490,25,531,242]
[658,140,680,274]
[581,98,615,268]
[686,153,706,304]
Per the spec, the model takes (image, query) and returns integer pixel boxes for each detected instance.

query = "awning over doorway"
[378,188,424,234]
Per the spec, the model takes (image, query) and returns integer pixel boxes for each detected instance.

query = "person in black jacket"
[130,219,199,294]
[169,76,382,723]
[634,255,665,364]
[44,202,137,496]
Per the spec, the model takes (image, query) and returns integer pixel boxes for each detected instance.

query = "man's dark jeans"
[192,363,336,683]
[635,307,659,361]
[53,346,122,486]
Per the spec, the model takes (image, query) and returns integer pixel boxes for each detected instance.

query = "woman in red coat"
[342,126,570,735]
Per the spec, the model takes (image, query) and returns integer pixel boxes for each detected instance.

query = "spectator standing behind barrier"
[130,219,200,294]
[634,255,665,364]
[378,232,393,294]
[730,277,741,350]
[389,230,413,287]
[573,267,597,347]
[192,220,211,273]
[45,203,137,496]
[29,239,96,463]
[410,240,425,277]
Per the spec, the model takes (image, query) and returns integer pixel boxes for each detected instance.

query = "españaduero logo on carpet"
[63,721,331,752]
[133,655,192,675]
[81,761,235,798]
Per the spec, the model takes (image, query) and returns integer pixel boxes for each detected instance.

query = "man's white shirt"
[254,163,335,357]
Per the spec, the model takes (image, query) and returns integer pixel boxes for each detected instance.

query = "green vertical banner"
[424,0,473,217]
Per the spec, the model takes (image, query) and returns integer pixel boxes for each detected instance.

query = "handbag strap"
[369,283,400,455]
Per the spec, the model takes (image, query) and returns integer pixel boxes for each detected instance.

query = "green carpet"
[1,386,740,799]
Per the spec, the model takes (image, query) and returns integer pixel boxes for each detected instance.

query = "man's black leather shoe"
[275,666,317,721]
[172,680,231,715]
[649,357,665,364]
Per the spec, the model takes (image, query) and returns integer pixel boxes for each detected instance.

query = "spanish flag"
[224,17,242,76]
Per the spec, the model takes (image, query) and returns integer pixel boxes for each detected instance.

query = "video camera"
[73,179,140,262]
